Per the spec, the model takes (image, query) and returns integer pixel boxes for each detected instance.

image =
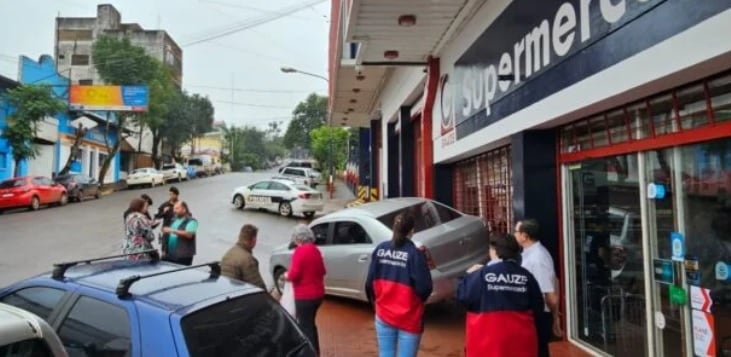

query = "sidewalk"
[319,179,356,214]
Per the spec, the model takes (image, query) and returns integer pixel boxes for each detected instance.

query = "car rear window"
[162,164,175,170]
[0,179,24,188]
[377,202,440,233]
[181,293,314,357]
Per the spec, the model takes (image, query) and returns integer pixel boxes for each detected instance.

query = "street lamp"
[280,66,335,195]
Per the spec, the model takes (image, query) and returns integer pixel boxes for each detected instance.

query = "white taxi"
[126,168,165,188]
[231,178,325,218]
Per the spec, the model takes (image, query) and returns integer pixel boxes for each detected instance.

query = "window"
[58,29,93,41]
[71,55,89,66]
[434,202,461,223]
[0,179,25,188]
[0,338,54,357]
[181,292,311,356]
[377,202,438,234]
[708,74,731,123]
[285,169,304,177]
[310,223,329,245]
[333,222,371,245]
[57,297,130,357]
[1,287,66,320]
[269,182,290,191]
[251,182,270,190]
[78,79,93,86]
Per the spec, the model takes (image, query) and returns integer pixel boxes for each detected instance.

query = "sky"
[0,0,330,130]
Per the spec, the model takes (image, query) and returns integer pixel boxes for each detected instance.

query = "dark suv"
[0,252,315,357]
[53,174,100,202]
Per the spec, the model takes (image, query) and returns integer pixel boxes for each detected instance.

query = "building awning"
[329,0,480,127]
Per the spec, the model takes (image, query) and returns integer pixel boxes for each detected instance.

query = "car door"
[308,222,336,289]
[266,182,292,211]
[32,177,51,203]
[246,181,271,209]
[54,292,138,357]
[324,220,375,299]
[85,176,99,197]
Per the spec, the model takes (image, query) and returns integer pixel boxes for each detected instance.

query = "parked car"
[279,167,317,187]
[161,163,187,182]
[231,178,324,218]
[279,160,320,172]
[0,303,68,356]
[186,165,197,179]
[187,155,214,177]
[126,168,165,188]
[269,197,489,304]
[53,174,101,202]
[0,176,68,213]
[0,252,317,356]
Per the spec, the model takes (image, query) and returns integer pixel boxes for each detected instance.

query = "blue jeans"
[375,316,421,357]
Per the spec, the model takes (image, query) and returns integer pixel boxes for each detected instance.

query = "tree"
[57,125,87,176]
[283,93,327,151]
[310,125,349,176]
[92,36,158,184]
[1,84,66,177]
[141,61,176,168]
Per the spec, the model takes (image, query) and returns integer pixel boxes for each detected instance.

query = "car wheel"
[29,196,40,211]
[59,193,68,206]
[274,268,287,295]
[177,174,182,182]
[150,180,156,188]
[233,195,245,210]
[303,212,315,219]
[278,202,293,217]
[76,190,84,202]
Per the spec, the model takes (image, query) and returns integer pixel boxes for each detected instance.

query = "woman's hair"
[391,213,415,248]
[128,198,146,214]
[140,194,153,206]
[489,233,522,261]
[291,224,315,244]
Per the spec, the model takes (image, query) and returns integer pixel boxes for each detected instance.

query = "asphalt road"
[0,172,313,287]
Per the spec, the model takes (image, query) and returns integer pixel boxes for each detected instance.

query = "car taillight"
[298,193,312,199]
[418,246,437,270]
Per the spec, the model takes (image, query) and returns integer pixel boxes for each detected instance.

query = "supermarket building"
[329,0,731,356]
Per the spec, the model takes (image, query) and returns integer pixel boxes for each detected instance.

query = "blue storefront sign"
[654,258,674,285]
[449,0,731,141]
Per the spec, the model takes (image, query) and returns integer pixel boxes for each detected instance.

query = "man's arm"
[242,258,267,290]
[173,220,198,239]
[547,277,563,337]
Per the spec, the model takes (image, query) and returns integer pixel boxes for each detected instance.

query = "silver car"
[0,303,68,356]
[269,197,489,304]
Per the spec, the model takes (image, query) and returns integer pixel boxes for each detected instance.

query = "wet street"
[0,171,309,287]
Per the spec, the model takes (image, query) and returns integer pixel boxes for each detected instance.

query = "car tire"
[76,190,84,202]
[279,202,293,217]
[177,174,182,182]
[303,212,315,219]
[233,195,245,210]
[29,196,40,211]
[59,193,68,206]
[274,268,287,295]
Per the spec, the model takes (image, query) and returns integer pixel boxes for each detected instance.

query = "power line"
[199,0,324,22]
[182,0,326,47]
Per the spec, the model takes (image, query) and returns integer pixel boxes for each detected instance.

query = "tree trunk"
[98,137,123,186]
[151,129,162,169]
[13,159,21,177]
[58,127,87,176]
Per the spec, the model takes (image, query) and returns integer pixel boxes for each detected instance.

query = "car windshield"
[188,159,203,166]
[54,175,73,183]
[181,292,313,357]
[377,202,440,233]
[0,179,24,188]
[162,164,175,170]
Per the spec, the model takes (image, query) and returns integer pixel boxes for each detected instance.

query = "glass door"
[567,154,648,356]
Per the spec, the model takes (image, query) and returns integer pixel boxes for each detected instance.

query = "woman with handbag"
[285,224,326,354]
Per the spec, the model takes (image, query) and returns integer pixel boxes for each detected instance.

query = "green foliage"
[283,93,327,150]
[92,36,157,85]
[310,125,349,175]
[223,124,283,171]
[1,84,66,177]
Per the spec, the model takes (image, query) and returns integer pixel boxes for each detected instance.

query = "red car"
[0,176,68,213]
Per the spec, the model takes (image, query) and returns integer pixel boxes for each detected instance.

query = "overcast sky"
[0,0,330,129]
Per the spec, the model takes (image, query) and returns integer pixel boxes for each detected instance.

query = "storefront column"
[511,130,560,266]
[399,106,414,197]
[370,119,380,200]
[421,56,439,199]
[358,127,371,191]
[387,121,399,198]
[434,163,453,206]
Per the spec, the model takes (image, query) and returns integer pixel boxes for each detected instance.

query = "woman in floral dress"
[123,198,156,261]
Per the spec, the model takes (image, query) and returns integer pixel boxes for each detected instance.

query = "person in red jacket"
[457,233,545,357]
[365,212,433,357]
[285,224,326,354]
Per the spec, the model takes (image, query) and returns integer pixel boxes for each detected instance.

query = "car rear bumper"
[0,193,32,209]
[126,178,152,185]
[295,201,325,212]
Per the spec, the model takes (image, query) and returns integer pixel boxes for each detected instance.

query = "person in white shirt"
[515,219,562,357]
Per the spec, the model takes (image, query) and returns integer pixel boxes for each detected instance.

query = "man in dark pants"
[156,187,179,256]
[162,201,197,266]
[515,219,563,357]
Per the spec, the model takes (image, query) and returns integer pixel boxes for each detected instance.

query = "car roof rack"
[52,250,160,280]
[116,261,221,299]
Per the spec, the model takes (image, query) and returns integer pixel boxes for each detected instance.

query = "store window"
[568,154,647,356]
[454,146,512,234]
[708,75,731,123]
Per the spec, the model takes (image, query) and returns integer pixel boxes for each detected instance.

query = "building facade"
[20,55,121,183]
[55,4,183,86]
[329,1,731,355]
[0,75,19,181]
